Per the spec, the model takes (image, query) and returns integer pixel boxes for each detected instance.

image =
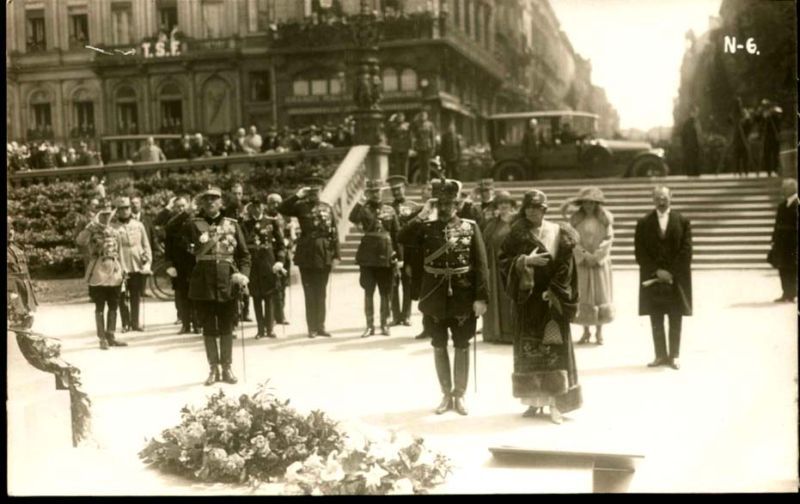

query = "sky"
[550,0,722,131]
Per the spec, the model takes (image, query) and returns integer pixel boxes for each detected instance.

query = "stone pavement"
[7,269,798,494]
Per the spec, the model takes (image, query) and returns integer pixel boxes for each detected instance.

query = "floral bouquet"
[139,382,452,494]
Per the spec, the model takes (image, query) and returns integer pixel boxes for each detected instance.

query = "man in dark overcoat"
[398,178,490,416]
[681,107,701,177]
[164,196,199,334]
[387,175,421,327]
[634,186,693,370]
[769,178,797,302]
[183,187,251,385]
[278,177,340,338]
[350,179,400,336]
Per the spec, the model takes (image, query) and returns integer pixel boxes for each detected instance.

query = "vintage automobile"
[487,111,669,180]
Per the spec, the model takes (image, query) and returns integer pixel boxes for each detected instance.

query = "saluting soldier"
[242,197,286,339]
[7,216,38,329]
[349,179,401,337]
[278,177,340,338]
[183,187,251,386]
[387,175,421,327]
[398,178,490,416]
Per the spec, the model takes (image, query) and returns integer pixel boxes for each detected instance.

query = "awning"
[440,99,476,118]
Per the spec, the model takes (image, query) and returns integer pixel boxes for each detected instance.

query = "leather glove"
[232,273,250,287]
[166,266,177,278]
[473,300,488,317]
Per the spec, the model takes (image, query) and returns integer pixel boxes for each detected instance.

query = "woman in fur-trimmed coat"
[499,190,581,425]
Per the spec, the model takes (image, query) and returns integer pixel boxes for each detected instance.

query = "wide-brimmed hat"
[570,186,606,204]
[493,191,515,207]
[521,190,548,209]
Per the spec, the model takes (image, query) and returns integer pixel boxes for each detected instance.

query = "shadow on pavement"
[580,364,663,377]
[728,301,788,309]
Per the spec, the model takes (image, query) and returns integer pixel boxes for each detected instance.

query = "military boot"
[205,366,221,386]
[106,308,128,347]
[433,347,452,414]
[452,347,470,416]
[221,365,238,384]
[379,294,391,336]
[95,312,109,350]
[361,294,375,338]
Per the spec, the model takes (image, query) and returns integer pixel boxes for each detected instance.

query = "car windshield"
[490,114,597,148]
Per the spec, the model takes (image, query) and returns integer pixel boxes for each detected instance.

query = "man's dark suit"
[769,196,798,301]
[634,209,693,363]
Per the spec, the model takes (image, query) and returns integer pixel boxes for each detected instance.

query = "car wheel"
[494,162,526,181]
[632,157,668,177]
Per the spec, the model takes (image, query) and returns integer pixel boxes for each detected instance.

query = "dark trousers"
[650,313,683,360]
[443,159,459,179]
[389,151,409,178]
[427,314,477,349]
[360,266,393,327]
[195,299,236,366]
[779,266,797,300]
[241,295,251,319]
[175,285,198,330]
[391,266,412,322]
[119,273,145,329]
[253,294,275,335]
[90,285,121,333]
[274,287,287,323]
[416,150,432,183]
[299,267,331,333]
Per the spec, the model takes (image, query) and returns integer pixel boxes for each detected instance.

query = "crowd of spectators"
[7,140,103,173]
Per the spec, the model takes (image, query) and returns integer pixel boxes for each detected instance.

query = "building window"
[26,9,47,52]
[293,79,310,96]
[158,0,179,33]
[463,0,471,37]
[311,78,328,96]
[250,72,271,102]
[32,104,52,131]
[400,69,418,91]
[330,76,343,96]
[454,0,460,27]
[73,101,95,136]
[202,0,224,39]
[255,0,277,31]
[382,68,399,92]
[68,9,89,49]
[159,83,183,133]
[115,87,138,134]
[111,3,133,46]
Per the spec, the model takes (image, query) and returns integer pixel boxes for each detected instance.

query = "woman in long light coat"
[561,187,615,345]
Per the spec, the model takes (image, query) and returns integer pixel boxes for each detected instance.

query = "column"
[247,0,258,32]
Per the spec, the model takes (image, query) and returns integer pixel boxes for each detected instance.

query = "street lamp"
[351,0,385,146]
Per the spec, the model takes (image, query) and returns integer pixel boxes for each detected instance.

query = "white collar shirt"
[656,208,671,234]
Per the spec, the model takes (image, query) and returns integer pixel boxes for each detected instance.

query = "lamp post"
[351,0,389,180]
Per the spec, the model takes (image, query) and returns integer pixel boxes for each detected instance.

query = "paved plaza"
[8,269,798,494]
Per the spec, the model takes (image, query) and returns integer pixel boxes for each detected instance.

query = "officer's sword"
[474,320,478,393]
[237,287,247,383]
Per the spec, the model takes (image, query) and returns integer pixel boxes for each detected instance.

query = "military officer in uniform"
[278,177,340,338]
[398,178,490,416]
[475,178,497,228]
[112,196,152,332]
[265,193,291,325]
[164,195,200,334]
[183,187,251,385]
[387,175,422,327]
[7,216,38,329]
[350,179,401,337]
[242,197,286,339]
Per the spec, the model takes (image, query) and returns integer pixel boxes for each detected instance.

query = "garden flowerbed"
[139,382,451,495]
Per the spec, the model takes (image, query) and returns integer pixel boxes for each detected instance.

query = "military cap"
[200,186,223,199]
[114,196,131,208]
[432,178,461,202]
[364,179,386,192]
[386,175,408,188]
[521,189,548,209]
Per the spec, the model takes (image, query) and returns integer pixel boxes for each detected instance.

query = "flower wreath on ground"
[139,382,452,495]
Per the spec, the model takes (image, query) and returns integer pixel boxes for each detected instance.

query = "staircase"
[338,175,782,271]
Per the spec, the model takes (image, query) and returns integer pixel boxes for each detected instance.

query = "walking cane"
[238,287,247,383]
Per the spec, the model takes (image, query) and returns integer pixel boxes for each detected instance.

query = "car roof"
[488,111,599,120]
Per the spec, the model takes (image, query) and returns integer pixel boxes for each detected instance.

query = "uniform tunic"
[391,198,422,320]
[242,215,286,298]
[7,242,38,326]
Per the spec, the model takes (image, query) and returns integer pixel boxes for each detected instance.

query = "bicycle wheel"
[148,258,175,301]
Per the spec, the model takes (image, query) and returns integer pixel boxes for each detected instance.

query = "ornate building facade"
[7,0,616,146]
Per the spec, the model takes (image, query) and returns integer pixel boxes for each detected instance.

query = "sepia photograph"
[6,0,798,495]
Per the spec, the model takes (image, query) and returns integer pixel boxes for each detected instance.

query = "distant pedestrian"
[411,111,437,184]
[635,186,693,370]
[439,119,463,179]
[768,178,797,303]
[388,113,412,178]
[562,187,615,345]
[728,97,754,177]
[758,99,783,177]
[134,137,167,163]
[522,119,541,178]
[681,107,701,177]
